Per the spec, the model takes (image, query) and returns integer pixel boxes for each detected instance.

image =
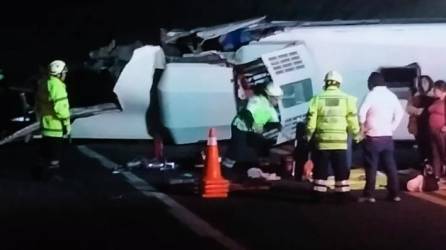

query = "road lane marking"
[78,145,246,250]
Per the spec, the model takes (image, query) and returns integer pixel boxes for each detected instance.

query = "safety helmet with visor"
[264,83,283,107]
[265,83,283,97]
[49,60,68,76]
[324,70,343,87]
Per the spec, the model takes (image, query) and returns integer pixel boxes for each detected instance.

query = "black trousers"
[225,125,273,164]
[415,131,432,170]
[40,136,64,164]
[363,136,399,197]
[430,129,446,178]
[313,150,350,193]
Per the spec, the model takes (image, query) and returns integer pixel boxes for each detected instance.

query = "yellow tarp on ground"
[326,168,387,190]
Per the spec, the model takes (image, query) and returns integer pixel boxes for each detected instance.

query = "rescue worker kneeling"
[222,82,283,168]
[306,70,361,202]
[34,60,71,179]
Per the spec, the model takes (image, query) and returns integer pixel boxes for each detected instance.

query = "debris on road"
[111,157,178,174]
[247,168,281,181]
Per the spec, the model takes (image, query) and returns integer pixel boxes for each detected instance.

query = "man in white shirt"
[358,72,404,203]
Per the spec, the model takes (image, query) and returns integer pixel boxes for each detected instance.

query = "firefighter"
[34,60,71,179]
[222,82,283,168]
[306,70,361,202]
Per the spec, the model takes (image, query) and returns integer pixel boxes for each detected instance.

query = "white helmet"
[324,70,343,84]
[49,60,67,76]
[265,83,283,97]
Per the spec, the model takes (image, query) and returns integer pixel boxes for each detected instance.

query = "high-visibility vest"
[306,86,360,150]
[232,95,279,133]
[35,76,71,137]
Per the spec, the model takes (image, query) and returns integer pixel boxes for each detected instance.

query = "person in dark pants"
[222,82,283,168]
[34,60,71,180]
[358,72,404,203]
[428,80,446,181]
[306,70,361,203]
[362,137,400,201]
[407,75,435,170]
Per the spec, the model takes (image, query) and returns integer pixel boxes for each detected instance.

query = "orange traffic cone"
[202,128,230,198]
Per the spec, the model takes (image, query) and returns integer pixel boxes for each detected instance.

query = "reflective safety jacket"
[35,76,71,137]
[306,86,360,150]
[232,95,280,133]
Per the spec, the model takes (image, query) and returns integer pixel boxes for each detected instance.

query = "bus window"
[281,78,313,108]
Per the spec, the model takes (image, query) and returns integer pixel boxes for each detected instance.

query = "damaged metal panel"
[195,16,266,40]
[161,17,304,55]
[166,51,228,65]
[0,103,120,145]
[70,46,164,139]
[85,39,144,80]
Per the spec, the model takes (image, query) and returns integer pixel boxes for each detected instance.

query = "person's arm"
[49,80,70,120]
[238,109,254,130]
[305,97,318,141]
[264,105,282,132]
[358,93,371,135]
[49,79,71,135]
[442,100,446,133]
[347,96,361,140]
[246,97,265,133]
[406,95,423,116]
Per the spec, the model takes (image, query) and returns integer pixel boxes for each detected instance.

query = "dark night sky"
[1,0,446,82]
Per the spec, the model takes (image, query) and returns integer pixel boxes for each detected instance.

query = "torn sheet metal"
[162,17,267,54]
[196,16,266,40]
[166,51,228,64]
[68,46,164,140]
[0,103,120,145]
[85,40,144,80]
[162,29,201,45]
[162,17,265,45]
[162,17,301,54]
[113,46,165,111]
[112,157,177,174]
[0,122,39,146]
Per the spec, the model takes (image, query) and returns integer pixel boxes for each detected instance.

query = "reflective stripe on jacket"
[306,86,360,150]
[36,76,71,137]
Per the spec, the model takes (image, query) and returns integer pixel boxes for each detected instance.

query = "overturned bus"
[2,17,446,145]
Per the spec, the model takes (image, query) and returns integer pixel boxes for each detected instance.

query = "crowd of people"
[223,69,446,203]
[34,58,446,202]
[407,76,446,180]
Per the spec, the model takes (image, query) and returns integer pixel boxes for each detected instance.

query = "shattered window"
[281,78,313,108]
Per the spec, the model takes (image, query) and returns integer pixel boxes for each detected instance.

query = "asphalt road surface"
[1,141,446,250]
